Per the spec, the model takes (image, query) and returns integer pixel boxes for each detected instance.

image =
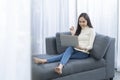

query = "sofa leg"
[110,77,113,80]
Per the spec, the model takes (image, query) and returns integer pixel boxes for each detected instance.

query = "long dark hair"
[75,13,93,36]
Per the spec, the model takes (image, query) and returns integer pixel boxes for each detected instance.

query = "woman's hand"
[70,26,75,36]
[75,46,81,49]
[76,46,88,51]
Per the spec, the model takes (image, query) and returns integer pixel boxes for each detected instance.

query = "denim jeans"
[47,46,89,66]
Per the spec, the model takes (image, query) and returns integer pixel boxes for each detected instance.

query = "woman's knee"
[66,46,74,52]
[67,46,73,49]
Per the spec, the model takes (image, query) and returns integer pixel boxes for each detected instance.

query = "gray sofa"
[32,32,115,80]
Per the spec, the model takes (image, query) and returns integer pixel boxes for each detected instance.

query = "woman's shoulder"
[88,27,95,31]
[88,28,96,34]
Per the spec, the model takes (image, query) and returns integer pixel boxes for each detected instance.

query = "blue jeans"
[47,47,89,66]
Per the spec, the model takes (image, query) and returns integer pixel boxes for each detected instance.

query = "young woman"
[33,13,96,75]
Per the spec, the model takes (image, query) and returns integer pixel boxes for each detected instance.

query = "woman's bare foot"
[55,67,62,75]
[33,57,47,64]
[54,64,63,75]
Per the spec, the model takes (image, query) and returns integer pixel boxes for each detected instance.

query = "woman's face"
[79,17,87,27]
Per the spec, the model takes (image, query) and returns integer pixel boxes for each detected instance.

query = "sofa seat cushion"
[32,54,105,80]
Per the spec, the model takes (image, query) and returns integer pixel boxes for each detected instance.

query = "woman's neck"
[81,26,88,29]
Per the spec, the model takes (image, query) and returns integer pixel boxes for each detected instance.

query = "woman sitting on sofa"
[33,13,96,75]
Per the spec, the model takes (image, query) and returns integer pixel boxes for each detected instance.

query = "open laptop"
[60,34,79,47]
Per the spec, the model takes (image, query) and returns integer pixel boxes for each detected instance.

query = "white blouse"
[74,27,96,54]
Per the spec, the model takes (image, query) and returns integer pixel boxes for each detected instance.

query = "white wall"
[68,0,77,28]
[31,0,77,54]
[0,0,31,80]
[117,0,120,71]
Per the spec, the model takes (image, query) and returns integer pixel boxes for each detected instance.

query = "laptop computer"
[60,34,79,47]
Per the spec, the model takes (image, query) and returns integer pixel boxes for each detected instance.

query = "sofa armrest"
[46,37,57,55]
[104,38,115,79]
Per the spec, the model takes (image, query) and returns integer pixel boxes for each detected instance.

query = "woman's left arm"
[86,29,96,50]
